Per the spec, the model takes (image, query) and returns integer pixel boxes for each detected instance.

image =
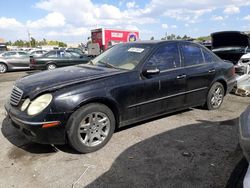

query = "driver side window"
[145,43,181,71]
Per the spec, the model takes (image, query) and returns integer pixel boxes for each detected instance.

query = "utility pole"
[27,29,31,47]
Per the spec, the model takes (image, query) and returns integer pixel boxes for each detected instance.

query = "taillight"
[231,66,235,76]
[30,58,35,64]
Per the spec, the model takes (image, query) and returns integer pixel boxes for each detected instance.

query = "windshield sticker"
[128,48,144,53]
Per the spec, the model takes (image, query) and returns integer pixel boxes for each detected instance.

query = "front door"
[136,42,186,119]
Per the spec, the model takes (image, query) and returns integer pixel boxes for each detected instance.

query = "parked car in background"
[0,51,30,73]
[238,106,250,187]
[66,47,85,55]
[5,41,236,153]
[29,49,48,57]
[211,31,250,64]
[30,50,92,70]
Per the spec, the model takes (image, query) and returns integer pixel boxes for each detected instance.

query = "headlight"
[27,94,53,116]
[21,98,30,111]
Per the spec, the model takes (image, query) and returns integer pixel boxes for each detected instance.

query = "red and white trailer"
[91,28,140,51]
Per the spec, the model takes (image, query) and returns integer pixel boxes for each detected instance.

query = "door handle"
[208,69,215,73]
[177,74,186,79]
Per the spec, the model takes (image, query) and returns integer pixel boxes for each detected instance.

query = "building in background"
[0,38,7,53]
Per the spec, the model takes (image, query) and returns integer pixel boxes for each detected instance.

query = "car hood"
[15,65,124,99]
[211,31,250,49]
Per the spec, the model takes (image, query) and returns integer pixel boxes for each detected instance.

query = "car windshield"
[91,43,152,70]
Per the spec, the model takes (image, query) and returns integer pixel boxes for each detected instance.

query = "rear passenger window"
[182,44,204,66]
[18,52,28,56]
[146,43,180,71]
[202,49,216,63]
[45,51,57,58]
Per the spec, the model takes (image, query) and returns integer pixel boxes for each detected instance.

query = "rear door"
[69,51,88,65]
[38,51,58,67]
[17,52,30,68]
[58,51,73,67]
[180,43,216,106]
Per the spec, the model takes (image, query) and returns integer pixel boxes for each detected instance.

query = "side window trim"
[177,42,183,67]
[202,48,219,63]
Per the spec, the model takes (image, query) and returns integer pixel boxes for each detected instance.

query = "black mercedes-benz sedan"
[5,40,236,153]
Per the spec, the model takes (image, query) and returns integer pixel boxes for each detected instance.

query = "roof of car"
[4,51,27,53]
[127,40,194,45]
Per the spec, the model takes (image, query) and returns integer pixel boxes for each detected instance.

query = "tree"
[176,35,181,40]
[182,35,190,40]
[58,41,67,47]
[6,41,12,46]
[30,37,36,47]
[13,40,25,47]
[167,34,176,40]
[196,36,211,42]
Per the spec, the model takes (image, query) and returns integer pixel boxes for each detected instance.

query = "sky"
[0,0,250,44]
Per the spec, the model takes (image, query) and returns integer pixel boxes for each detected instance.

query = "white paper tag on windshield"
[128,48,144,53]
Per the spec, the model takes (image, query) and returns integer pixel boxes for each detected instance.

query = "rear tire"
[0,63,7,73]
[46,63,56,70]
[67,103,115,153]
[206,82,225,110]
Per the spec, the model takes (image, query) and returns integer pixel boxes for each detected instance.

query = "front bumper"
[5,101,71,145]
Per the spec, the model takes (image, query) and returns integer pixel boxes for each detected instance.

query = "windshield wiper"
[97,60,118,69]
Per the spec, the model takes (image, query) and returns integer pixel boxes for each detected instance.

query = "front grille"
[10,86,23,106]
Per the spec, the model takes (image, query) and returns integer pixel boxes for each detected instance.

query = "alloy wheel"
[211,85,223,108]
[47,64,56,70]
[78,112,110,147]
[0,64,7,73]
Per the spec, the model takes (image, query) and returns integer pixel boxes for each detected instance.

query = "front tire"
[0,63,7,73]
[67,103,115,153]
[206,82,225,110]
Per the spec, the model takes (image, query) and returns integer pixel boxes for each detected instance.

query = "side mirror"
[142,68,160,77]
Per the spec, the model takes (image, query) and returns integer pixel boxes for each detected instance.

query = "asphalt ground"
[0,70,249,188]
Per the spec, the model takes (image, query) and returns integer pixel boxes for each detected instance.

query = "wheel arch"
[46,61,57,66]
[0,61,8,69]
[214,79,227,95]
[73,97,120,130]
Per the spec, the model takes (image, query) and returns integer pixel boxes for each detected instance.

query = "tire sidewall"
[67,103,115,153]
[207,82,225,110]
[0,63,7,73]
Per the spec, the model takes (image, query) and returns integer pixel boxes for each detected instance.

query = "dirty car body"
[5,40,236,153]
